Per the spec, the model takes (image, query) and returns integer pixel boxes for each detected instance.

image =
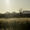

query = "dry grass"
[0,18,30,30]
[0,18,30,22]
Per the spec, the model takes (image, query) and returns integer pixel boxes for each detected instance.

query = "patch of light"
[6,0,9,4]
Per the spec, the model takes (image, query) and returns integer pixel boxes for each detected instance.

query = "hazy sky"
[0,0,30,13]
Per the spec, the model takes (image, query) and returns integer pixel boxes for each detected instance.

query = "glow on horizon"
[0,0,30,13]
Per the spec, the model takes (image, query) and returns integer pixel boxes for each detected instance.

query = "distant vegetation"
[0,11,22,18]
[0,9,30,18]
[0,12,30,18]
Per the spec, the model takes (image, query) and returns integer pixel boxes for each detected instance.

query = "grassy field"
[0,18,30,30]
[0,18,30,22]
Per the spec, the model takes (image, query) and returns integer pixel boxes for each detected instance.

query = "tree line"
[0,11,30,18]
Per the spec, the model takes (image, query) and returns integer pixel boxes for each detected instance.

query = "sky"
[0,0,30,13]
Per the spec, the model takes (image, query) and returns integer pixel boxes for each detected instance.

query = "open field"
[0,18,30,30]
[0,18,30,22]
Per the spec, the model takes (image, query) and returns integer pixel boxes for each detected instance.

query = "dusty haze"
[0,0,30,13]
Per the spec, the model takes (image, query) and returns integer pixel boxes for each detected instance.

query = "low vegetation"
[0,18,30,30]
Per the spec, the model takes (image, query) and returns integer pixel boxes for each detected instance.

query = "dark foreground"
[0,20,30,30]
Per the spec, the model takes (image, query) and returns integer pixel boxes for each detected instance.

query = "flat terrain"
[0,18,30,22]
[0,18,30,30]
